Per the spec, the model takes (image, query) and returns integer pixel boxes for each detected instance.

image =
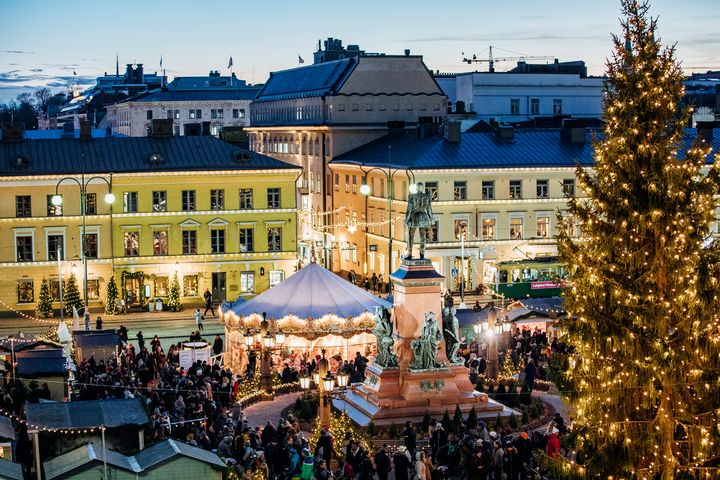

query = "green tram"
[491,256,568,299]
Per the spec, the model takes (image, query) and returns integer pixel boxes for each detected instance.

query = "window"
[267,188,281,209]
[146,110,153,120]
[553,99,563,115]
[454,181,467,200]
[338,103,345,111]
[509,180,523,199]
[268,227,281,252]
[152,191,167,212]
[562,179,576,197]
[87,279,99,300]
[239,189,253,209]
[536,215,550,238]
[50,279,62,301]
[392,103,400,111]
[240,272,254,293]
[84,233,98,259]
[17,280,34,303]
[352,104,359,111]
[426,218,439,242]
[366,103,373,111]
[239,228,254,252]
[530,98,540,115]
[406,103,414,111]
[182,230,197,254]
[334,174,339,190]
[189,109,201,119]
[420,103,427,111]
[182,190,196,211]
[16,195,31,217]
[174,125,180,136]
[510,98,520,115]
[210,189,224,210]
[48,234,64,261]
[425,182,439,201]
[211,109,224,119]
[123,192,138,213]
[482,216,497,241]
[153,230,168,255]
[16,235,33,262]
[352,243,358,262]
[510,216,524,240]
[85,193,97,215]
[345,175,350,193]
[47,195,62,216]
[211,229,226,253]
[183,275,198,296]
[352,175,357,194]
[482,181,495,200]
[124,231,139,256]
[155,276,169,296]
[232,108,245,119]
[454,218,469,241]
[536,179,549,198]
[166,109,180,119]
[269,270,284,288]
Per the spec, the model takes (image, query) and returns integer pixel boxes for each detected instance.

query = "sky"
[1,0,719,103]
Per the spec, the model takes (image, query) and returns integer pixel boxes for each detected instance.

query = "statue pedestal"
[340,260,511,425]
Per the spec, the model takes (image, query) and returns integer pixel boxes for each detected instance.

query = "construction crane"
[462,45,554,72]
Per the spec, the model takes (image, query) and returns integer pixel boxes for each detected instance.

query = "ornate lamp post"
[51,173,114,320]
[247,312,284,392]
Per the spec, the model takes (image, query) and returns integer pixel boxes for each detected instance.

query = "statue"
[404,182,433,259]
[410,312,444,370]
[442,304,462,364]
[372,307,398,367]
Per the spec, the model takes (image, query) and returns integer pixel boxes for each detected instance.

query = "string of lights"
[0,298,71,325]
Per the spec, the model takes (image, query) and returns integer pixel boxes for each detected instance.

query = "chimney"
[125,64,133,80]
[1,122,24,143]
[560,119,585,144]
[136,63,144,81]
[79,120,92,140]
[696,120,715,144]
[715,85,720,114]
[150,119,174,138]
[404,49,411,56]
[445,120,461,143]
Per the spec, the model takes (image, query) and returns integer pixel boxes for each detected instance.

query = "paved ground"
[242,392,304,428]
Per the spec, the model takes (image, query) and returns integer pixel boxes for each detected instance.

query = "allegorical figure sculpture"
[404,182,433,259]
[372,306,398,367]
[410,312,444,370]
[442,304,462,364]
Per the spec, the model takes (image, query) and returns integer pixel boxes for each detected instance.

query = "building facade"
[246,54,447,267]
[0,122,300,316]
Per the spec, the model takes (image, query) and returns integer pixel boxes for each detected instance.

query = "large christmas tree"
[35,279,53,318]
[105,274,119,315]
[63,272,84,316]
[556,1,720,478]
[167,272,181,312]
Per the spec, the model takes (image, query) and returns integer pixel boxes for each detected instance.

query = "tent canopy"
[226,262,391,320]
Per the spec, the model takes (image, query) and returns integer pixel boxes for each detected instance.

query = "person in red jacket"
[546,427,561,458]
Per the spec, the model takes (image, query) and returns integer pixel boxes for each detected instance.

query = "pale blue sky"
[1,0,718,102]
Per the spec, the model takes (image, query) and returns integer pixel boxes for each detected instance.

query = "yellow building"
[0,121,300,316]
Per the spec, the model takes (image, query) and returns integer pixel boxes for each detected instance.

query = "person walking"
[374,444,392,480]
[203,289,214,317]
[393,446,411,480]
[194,308,204,331]
[137,331,145,351]
[213,334,224,356]
[95,316,103,330]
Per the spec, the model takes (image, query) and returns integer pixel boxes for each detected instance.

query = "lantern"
[299,374,311,390]
[322,373,336,392]
[337,371,350,388]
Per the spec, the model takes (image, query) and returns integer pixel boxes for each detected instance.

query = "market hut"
[219,260,391,373]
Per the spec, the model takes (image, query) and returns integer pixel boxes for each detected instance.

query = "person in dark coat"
[203,289,214,316]
[403,421,417,455]
[393,447,411,480]
[137,331,145,351]
[212,335,224,357]
[374,444,392,480]
[523,359,537,390]
[431,423,448,463]
[95,316,103,330]
[315,428,333,467]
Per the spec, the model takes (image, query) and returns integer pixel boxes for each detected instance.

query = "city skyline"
[1,0,718,102]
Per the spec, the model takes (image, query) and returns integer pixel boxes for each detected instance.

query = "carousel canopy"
[227,262,392,320]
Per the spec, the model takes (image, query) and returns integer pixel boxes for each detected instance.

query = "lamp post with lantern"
[299,350,350,427]
[51,173,114,320]
[243,312,285,393]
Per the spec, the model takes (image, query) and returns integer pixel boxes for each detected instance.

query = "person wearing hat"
[546,427,561,458]
[511,431,532,478]
[299,448,314,480]
[393,446,411,480]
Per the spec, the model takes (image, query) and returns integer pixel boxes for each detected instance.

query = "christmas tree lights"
[105,274,119,315]
[62,273,83,316]
[35,279,53,318]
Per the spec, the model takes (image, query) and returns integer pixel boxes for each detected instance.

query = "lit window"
[269,270,284,288]
[240,272,254,293]
[124,231,139,256]
[16,235,33,262]
[268,227,281,252]
[47,195,62,216]
[183,275,198,296]
[482,217,496,241]
[17,280,34,303]
[153,230,168,255]
[155,276,169,296]
[510,217,524,240]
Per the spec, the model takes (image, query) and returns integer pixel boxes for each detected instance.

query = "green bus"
[490,256,568,299]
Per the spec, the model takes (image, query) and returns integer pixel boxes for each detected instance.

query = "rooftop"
[254,58,357,102]
[118,87,261,104]
[134,438,226,470]
[72,330,122,348]
[15,348,68,376]
[25,397,149,430]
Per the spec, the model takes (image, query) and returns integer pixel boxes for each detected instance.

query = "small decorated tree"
[167,272,181,311]
[63,273,84,316]
[105,274,119,315]
[35,279,53,318]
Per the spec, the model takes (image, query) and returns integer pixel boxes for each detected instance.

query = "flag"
[73,70,77,75]
[298,55,305,64]
[160,55,163,68]
[227,56,233,69]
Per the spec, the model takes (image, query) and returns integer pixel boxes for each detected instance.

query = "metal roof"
[25,398,149,430]
[0,135,300,177]
[0,416,14,442]
[119,88,261,103]
[44,443,140,479]
[72,330,122,348]
[254,58,357,102]
[0,458,23,480]
[332,128,720,170]
[134,439,225,470]
[15,348,68,376]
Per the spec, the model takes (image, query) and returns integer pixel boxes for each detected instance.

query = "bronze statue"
[410,312,444,370]
[442,304,462,364]
[372,306,398,367]
[404,182,433,259]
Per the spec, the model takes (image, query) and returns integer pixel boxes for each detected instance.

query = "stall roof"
[72,330,122,348]
[134,439,225,470]
[25,398,148,430]
[0,458,23,480]
[0,416,14,442]
[15,348,68,376]
[44,443,138,479]
[227,262,391,320]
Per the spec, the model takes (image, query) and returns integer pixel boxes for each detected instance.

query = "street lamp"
[322,372,336,393]
[52,172,114,320]
[359,146,416,290]
[299,373,312,390]
[336,371,349,389]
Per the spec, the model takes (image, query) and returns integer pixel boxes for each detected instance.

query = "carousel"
[219,257,392,374]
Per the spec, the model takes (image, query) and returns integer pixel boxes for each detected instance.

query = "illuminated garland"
[0,297,72,325]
